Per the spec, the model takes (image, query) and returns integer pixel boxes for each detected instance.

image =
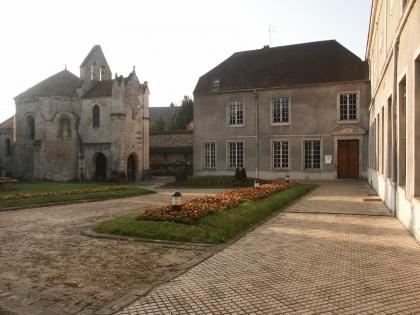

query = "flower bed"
[139,181,295,224]
[0,186,130,201]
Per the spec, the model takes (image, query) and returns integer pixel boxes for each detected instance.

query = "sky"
[0,0,371,123]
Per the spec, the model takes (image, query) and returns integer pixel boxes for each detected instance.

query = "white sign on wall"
[325,155,332,165]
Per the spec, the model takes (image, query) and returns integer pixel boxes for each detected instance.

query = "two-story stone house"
[367,0,420,238]
[193,40,370,180]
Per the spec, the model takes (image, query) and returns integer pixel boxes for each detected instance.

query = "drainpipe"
[254,89,259,181]
[391,36,400,216]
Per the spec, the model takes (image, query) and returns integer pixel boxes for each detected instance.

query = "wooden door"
[337,140,359,179]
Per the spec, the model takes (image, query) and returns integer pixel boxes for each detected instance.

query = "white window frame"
[226,100,245,127]
[203,142,216,169]
[303,139,322,171]
[337,91,360,123]
[271,139,290,170]
[271,97,291,125]
[226,141,245,169]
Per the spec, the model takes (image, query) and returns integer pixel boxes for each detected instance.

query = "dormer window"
[212,79,220,89]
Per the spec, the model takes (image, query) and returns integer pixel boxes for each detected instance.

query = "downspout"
[391,36,400,216]
[254,89,259,183]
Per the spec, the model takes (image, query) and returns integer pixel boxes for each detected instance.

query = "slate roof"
[194,40,369,94]
[0,116,14,130]
[80,45,102,67]
[149,107,176,125]
[82,80,113,99]
[15,70,79,99]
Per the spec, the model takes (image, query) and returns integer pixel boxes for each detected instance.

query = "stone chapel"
[9,45,149,181]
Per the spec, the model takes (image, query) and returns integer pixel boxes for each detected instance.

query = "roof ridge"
[233,39,337,55]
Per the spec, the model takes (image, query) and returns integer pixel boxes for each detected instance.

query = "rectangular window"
[387,97,393,178]
[398,77,407,187]
[272,141,289,169]
[203,142,216,169]
[227,101,244,126]
[272,97,290,124]
[375,114,380,171]
[304,140,321,170]
[339,93,357,121]
[415,57,420,196]
[228,142,244,168]
[381,107,385,174]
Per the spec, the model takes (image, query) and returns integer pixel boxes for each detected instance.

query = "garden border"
[91,185,317,315]
[0,191,156,212]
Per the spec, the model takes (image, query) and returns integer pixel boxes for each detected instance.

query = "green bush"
[240,168,247,181]
[175,167,189,182]
[234,168,241,181]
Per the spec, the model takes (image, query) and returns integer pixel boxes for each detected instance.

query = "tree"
[167,96,193,130]
[151,116,166,132]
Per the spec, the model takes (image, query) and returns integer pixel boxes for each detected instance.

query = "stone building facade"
[10,45,149,181]
[0,116,14,176]
[367,0,420,238]
[193,40,370,180]
[150,130,193,174]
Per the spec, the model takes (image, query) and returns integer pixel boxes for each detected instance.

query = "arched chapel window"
[100,66,106,81]
[60,118,71,140]
[26,115,35,140]
[5,138,11,156]
[93,105,100,128]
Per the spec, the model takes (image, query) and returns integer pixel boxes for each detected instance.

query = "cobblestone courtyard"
[120,181,420,315]
[0,185,227,315]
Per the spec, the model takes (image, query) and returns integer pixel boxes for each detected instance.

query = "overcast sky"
[0,0,371,122]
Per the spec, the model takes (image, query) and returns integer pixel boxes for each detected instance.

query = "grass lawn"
[165,175,270,188]
[94,184,315,244]
[0,182,154,209]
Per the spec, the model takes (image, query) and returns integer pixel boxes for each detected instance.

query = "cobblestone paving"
[0,183,228,315]
[120,181,420,315]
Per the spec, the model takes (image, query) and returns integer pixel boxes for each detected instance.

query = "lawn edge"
[0,189,156,212]
[82,229,213,249]
[93,184,317,315]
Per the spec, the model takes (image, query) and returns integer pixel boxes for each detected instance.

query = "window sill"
[227,125,244,128]
[303,169,322,173]
[272,168,290,172]
[338,119,359,124]
[271,122,290,126]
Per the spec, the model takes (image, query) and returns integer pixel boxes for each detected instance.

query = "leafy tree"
[151,116,166,132]
[167,96,193,130]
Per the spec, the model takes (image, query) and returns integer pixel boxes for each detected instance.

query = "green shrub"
[240,168,247,181]
[234,168,241,181]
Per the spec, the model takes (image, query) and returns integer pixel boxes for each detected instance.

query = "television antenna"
[269,25,275,46]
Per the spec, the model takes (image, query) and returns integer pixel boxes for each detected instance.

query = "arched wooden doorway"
[94,153,107,179]
[127,154,138,182]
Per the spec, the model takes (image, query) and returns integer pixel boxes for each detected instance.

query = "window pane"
[204,142,216,168]
[304,140,321,169]
[273,141,288,169]
[228,101,244,125]
[339,93,357,120]
[272,98,289,123]
[348,93,357,120]
[228,142,244,168]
